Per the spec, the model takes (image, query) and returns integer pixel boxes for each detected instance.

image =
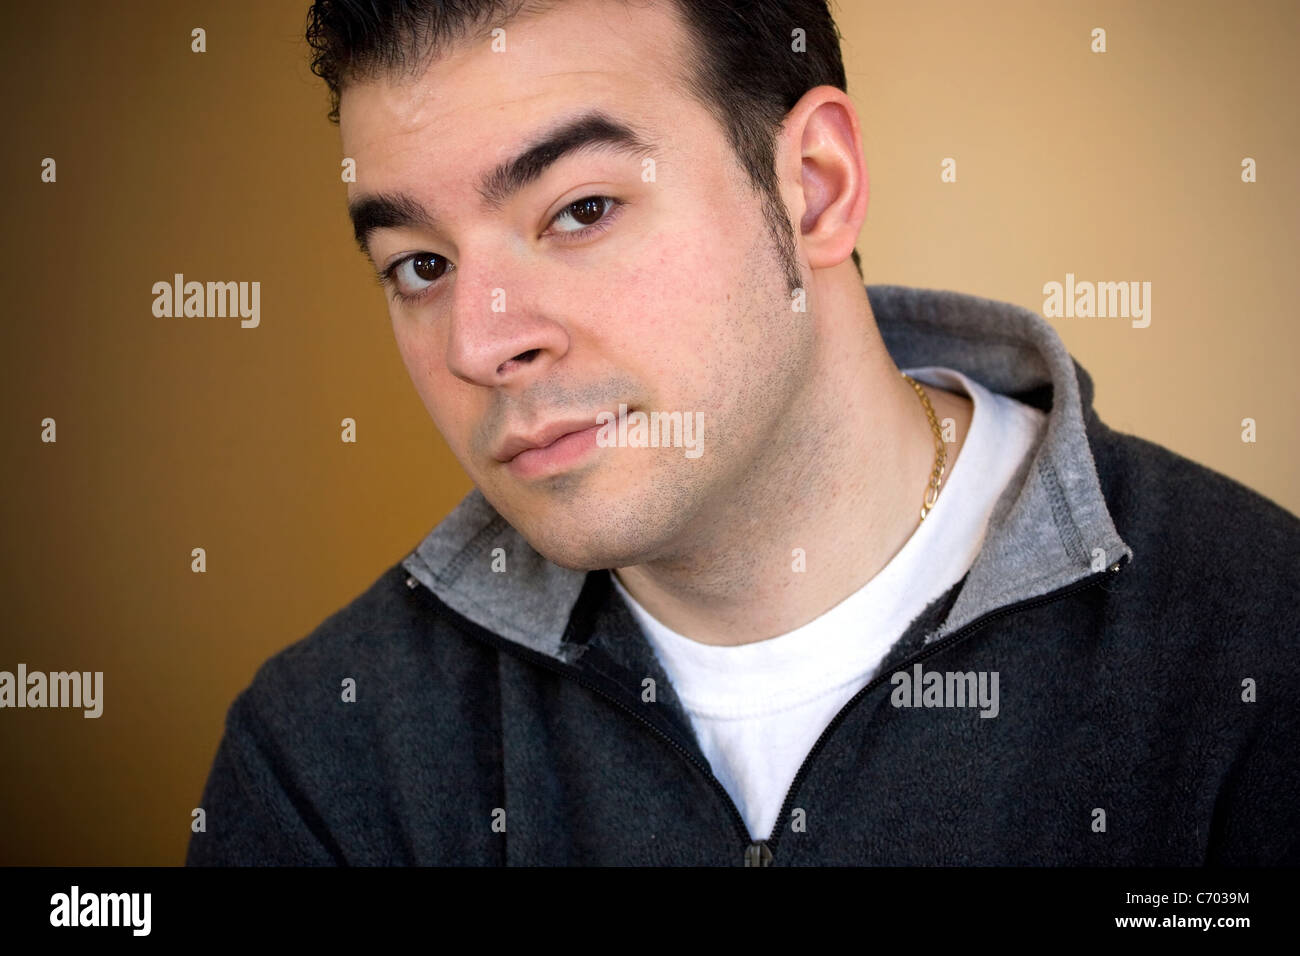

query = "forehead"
[338,0,694,180]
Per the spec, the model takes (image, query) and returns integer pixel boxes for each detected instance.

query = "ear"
[775,85,869,272]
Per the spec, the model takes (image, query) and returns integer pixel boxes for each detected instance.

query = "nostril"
[496,348,541,376]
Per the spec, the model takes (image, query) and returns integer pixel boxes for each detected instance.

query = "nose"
[443,254,570,393]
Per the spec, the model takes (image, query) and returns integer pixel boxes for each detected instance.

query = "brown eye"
[552,196,620,235]
[386,252,453,303]
[568,197,606,226]
[412,254,448,281]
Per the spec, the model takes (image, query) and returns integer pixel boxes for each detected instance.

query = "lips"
[493,413,616,463]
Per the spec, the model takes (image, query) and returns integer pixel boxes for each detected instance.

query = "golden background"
[1,0,1295,864]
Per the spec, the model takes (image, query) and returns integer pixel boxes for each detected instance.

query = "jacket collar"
[400,284,1133,659]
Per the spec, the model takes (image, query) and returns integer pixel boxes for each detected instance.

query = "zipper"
[409,553,1127,866]
[762,553,1129,861]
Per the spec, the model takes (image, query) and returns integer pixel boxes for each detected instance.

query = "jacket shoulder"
[254,562,493,695]
[236,562,503,761]
[1087,414,1300,635]
[188,562,504,865]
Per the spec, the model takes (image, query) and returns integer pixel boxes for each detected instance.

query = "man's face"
[340,0,817,570]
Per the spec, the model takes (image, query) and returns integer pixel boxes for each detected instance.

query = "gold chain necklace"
[901,372,947,521]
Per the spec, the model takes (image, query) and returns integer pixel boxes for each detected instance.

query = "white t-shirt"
[610,366,1047,841]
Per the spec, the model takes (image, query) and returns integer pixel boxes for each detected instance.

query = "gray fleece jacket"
[187,284,1300,866]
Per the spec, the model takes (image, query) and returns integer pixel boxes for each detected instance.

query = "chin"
[533,545,608,573]
[521,526,623,572]
[519,518,654,573]
[487,466,682,570]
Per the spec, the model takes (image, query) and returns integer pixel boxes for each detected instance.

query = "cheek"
[395,331,433,397]
[395,330,458,434]
[610,220,740,353]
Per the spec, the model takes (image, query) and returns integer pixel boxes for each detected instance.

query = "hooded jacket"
[187,285,1300,866]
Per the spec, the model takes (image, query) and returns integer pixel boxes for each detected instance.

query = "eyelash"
[377,196,626,307]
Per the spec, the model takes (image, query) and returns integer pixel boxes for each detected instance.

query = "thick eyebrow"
[348,192,435,262]
[347,110,657,261]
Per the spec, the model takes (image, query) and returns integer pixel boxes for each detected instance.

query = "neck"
[613,274,972,646]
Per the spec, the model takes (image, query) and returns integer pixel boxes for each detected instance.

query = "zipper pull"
[744,841,773,867]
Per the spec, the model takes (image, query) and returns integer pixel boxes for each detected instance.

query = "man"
[187,0,1299,865]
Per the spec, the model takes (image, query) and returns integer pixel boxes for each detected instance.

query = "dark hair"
[306,0,863,290]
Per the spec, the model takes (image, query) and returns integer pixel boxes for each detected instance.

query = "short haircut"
[307,0,864,292]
